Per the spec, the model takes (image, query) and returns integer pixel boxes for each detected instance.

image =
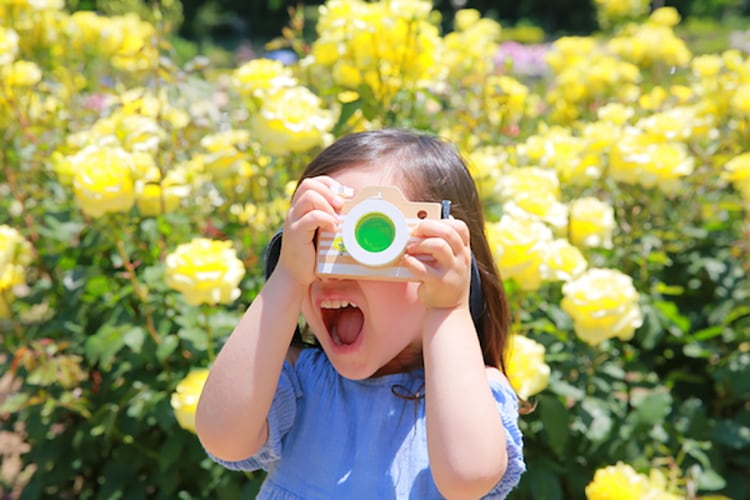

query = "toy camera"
[316,186,443,280]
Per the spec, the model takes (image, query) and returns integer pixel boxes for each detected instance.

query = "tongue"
[333,307,364,345]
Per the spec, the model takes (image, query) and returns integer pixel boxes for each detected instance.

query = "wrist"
[266,265,309,300]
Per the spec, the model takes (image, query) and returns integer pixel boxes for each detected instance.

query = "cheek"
[366,282,424,319]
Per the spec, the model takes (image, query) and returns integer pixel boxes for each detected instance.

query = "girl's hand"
[403,218,472,312]
[275,176,346,287]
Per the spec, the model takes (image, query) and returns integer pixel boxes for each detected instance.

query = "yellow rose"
[731,83,750,117]
[587,463,684,500]
[505,335,550,400]
[586,462,651,500]
[724,152,750,203]
[112,113,164,153]
[498,167,567,229]
[109,14,159,73]
[252,86,336,156]
[467,146,509,201]
[72,146,136,218]
[649,6,681,27]
[0,27,19,66]
[568,197,616,249]
[165,239,245,306]
[562,268,643,346]
[486,215,553,292]
[597,103,634,125]
[542,239,588,282]
[136,181,189,217]
[200,129,251,178]
[232,58,297,98]
[454,8,481,30]
[0,225,32,294]
[2,60,42,87]
[691,54,723,78]
[609,133,694,194]
[171,369,209,433]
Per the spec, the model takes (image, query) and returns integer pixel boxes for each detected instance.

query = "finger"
[288,189,341,224]
[293,176,353,210]
[407,237,456,265]
[402,253,431,279]
[410,220,469,257]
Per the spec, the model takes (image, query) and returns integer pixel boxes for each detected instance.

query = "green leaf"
[525,461,563,500]
[122,326,146,355]
[0,393,30,413]
[85,324,128,370]
[654,300,690,336]
[157,334,180,361]
[575,399,613,442]
[178,326,207,351]
[697,468,727,491]
[710,419,750,450]
[539,395,570,458]
[549,376,585,402]
[632,390,673,426]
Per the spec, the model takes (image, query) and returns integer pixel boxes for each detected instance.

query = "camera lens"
[354,213,395,253]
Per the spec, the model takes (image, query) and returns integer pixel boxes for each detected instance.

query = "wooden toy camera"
[316,186,443,281]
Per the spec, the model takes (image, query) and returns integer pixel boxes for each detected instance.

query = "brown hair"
[296,128,512,374]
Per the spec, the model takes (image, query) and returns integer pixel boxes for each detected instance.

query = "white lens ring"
[342,199,409,267]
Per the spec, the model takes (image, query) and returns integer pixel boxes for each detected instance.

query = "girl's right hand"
[273,176,347,288]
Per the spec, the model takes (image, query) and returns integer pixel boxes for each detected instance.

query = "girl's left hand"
[402,218,472,311]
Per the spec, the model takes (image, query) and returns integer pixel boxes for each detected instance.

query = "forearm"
[195,268,305,460]
[423,307,508,499]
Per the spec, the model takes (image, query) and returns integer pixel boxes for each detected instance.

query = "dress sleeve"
[207,358,301,472]
[483,378,526,499]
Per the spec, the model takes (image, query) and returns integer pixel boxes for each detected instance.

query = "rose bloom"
[649,6,681,27]
[486,215,553,292]
[233,58,297,98]
[252,86,336,156]
[2,60,42,87]
[586,462,683,500]
[498,167,568,230]
[568,197,616,249]
[542,239,588,282]
[0,225,32,294]
[0,27,19,66]
[730,83,750,117]
[466,146,509,201]
[171,369,209,433]
[505,335,550,400]
[165,238,245,306]
[200,129,251,178]
[724,152,750,203]
[609,132,694,194]
[561,268,643,346]
[136,181,189,217]
[72,145,136,218]
[585,463,652,500]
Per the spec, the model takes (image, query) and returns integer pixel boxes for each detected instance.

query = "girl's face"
[300,163,426,380]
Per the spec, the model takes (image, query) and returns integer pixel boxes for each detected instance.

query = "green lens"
[355,213,395,253]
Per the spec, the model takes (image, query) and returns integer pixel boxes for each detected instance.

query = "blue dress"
[210,348,525,499]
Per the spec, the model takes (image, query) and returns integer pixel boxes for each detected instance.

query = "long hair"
[295,128,512,374]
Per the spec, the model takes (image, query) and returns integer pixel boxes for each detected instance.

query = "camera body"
[316,186,443,281]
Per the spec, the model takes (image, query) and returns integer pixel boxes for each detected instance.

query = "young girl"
[195,128,525,498]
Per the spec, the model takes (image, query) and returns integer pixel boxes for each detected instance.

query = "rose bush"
[0,1,748,499]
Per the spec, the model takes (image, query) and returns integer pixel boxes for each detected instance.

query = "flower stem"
[203,306,216,362]
[115,240,161,345]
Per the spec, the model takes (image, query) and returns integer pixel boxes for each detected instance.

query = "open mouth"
[321,299,364,346]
